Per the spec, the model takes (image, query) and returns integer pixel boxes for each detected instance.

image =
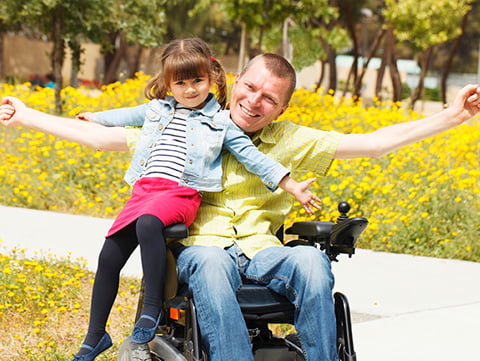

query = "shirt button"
[189,160,193,164]
[139,160,145,166]
[184,179,189,184]
[158,125,163,130]
[148,142,153,147]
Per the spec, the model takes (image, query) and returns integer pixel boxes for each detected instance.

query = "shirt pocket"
[142,109,163,135]
[200,121,224,156]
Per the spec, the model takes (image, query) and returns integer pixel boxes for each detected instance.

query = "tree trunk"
[410,46,434,108]
[237,23,248,73]
[342,2,358,97]
[0,30,4,80]
[103,33,128,85]
[375,36,388,99]
[69,38,82,88]
[441,10,469,105]
[128,45,143,78]
[327,45,337,94]
[353,28,386,98]
[386,28,402,102]
[315,60,326,92]
[52,7,65,114]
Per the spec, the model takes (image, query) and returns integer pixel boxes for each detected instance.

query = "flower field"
[0,246,139,360]
[0,74,479,262]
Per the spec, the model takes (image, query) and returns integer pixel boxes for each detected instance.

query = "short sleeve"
[125,126,142,154]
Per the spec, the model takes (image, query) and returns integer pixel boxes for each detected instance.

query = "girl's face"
[168,75,212,109]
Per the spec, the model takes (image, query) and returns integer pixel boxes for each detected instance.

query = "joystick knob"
[337,201,351,222]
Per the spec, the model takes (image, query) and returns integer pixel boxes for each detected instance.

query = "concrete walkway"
[1,204,479,361]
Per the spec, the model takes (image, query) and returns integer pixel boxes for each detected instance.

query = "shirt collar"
[162,93,221,117]
[252,122,277,145]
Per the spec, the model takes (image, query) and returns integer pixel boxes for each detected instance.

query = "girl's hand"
[0,97,26,127]
[279,176,321,215]
[76,112,94,121]
[294,178,322,215]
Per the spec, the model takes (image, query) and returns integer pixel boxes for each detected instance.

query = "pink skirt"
[107,177,201,237]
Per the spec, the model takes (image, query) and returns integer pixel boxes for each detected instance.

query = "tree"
[439,9,471,105]
[100,0,167,85]
[383,0,472,108]
[1,0,113,113]
[0,1,29,80]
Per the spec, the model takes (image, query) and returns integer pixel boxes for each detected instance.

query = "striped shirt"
[142,105,191,182]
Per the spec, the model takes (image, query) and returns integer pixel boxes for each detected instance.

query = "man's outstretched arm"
[334,84,480,159]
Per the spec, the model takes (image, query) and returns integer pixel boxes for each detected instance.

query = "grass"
[0,245,140,361]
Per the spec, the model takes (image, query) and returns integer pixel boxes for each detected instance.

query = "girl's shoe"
[131,314,161,344]
[71,333,112,361]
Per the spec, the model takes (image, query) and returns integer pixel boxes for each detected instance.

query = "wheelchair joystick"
[337,201,351,222]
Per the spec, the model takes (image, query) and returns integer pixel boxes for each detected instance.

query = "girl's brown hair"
[144,38,227,109]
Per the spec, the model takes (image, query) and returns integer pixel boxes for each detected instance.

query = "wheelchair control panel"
[285,201,368,261]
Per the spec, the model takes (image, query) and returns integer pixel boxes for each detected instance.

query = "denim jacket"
[92,94,289,192]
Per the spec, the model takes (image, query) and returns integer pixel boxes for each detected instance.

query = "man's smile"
[240,104,259,117]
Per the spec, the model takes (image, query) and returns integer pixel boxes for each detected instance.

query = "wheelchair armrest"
[330,217,368,250]
[285,221,334,238]
[164,223,189,239]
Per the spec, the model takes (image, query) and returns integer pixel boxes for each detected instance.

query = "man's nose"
[248,91,262,106]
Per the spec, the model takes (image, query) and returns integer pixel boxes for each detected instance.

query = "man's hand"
[448,84,480,124]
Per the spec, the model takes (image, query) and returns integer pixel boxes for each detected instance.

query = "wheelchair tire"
[117,337,153,361]
[117,336,188,361]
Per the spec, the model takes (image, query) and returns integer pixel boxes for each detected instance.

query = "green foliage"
[109,0,167,48]
[383,0,472,50]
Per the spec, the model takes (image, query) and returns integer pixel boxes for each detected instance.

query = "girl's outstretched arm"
[1,96,129,152]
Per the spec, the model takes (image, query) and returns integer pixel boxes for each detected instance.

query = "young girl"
[0,38,320,361]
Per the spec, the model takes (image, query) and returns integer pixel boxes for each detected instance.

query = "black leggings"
[84,214,167,343]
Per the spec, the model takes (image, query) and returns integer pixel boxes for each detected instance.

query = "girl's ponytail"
[211,57,227,109]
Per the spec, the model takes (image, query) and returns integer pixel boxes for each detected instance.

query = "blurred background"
[1,0,480,113]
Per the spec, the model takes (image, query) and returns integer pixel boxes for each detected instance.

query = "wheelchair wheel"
[117,337,153,361]
[117,336,188,361]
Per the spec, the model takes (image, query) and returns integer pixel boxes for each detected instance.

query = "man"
[1,54,479,361]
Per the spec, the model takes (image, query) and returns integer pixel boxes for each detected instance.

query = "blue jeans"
[173,244,338,361]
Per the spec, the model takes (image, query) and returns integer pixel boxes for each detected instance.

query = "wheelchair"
[118,202,368,361]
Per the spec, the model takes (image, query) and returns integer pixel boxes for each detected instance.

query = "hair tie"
[211,56,216,62]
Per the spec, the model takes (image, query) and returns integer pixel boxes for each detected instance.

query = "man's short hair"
[241,54,296,105]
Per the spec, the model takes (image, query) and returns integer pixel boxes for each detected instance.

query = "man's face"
[229,60,289,135]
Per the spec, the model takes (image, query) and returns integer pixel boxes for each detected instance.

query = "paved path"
[1,204,479,361]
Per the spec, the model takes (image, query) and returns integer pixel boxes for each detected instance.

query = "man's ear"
[233,73,240,87]
[279,104,289,117]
